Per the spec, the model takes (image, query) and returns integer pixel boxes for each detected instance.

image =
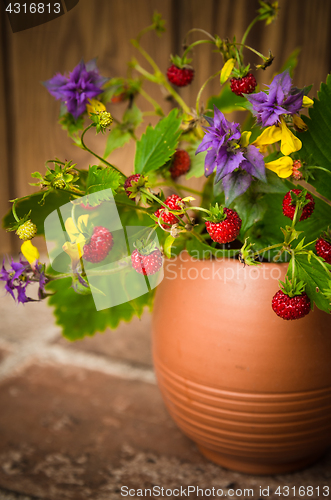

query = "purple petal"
[283,91,304,114]
[42,73,68,100]
[222,171,252,205]
[215,149,245,183]
[243,145,266,182]
[204,149,218,176]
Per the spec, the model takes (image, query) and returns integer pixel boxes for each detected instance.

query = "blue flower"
[43,59,108,119]
[196,106,266,204]
[245,71,304,127]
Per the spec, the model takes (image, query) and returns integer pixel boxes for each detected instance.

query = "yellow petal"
[240,131,252,148]
[65,217,80,242]
[252,125,282,153]
[21,240,40,267]
[77,214,90,232]
[293,115,308,132]
[86,99,106,117]
[279,119,302,155]
[220,58,235,85]
[265,156,293,178]
[62,241,84,264]
[302,96,314,108]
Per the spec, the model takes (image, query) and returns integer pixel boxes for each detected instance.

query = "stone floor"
[0,286,330,500]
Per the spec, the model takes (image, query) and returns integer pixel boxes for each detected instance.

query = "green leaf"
[104,126,132,158]
[287,254,331,313]
[233,193,268,235]
[46,276,154,340]
[300,74,331,199]
[163,235,175,258]
[134,109,182,174]
[86,165,122,203]
[2,190,72,236]
[186,237,234,260]
[186,144,206,179]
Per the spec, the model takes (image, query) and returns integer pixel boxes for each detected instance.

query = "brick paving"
[0,287,330,499]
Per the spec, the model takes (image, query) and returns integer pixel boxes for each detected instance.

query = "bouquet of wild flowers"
[2,2,331,339]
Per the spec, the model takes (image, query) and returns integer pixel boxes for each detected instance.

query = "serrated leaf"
[300,73,331,199]
[134,109,182,174]
[86,165,122,201]
[104,126,132,158]
[46,276,154,340]
[287,254,331,313]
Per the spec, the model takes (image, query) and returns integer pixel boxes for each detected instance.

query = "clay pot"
[152,253,331,474]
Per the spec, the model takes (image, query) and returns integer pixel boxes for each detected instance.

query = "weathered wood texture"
[1,0,331,253]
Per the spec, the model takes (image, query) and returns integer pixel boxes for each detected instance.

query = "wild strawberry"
[205,207,242,244]
[16,220,37,241]
[291,160,303,181]
[167,65,194,87]
[170,149,191,179]
[282,189,315,221]
[131,248,163,276]
[154,194,184,228]
[316,237,331,264]
[272,290,311,320]
[230,73,257,96]
[124,174,142,197]
[83,226,114,263]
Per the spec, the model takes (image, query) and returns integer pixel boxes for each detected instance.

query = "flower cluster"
[0,257,46,304]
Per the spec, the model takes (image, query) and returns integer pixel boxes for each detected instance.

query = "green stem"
[136,24,154,43]
[184,28,216,45]
[139,87,165,116]
[131,39,161,74]
[81,124,126,178]
[161,79,191,114]
[196,70,222,115]
[115,200,152,214]
[291,202,301,228]
[11,200,20,223]
[235,42,267,61]
[253,243,283,256]
[182,39,215,59]
[155,182,203,196]
[240,16,262,54]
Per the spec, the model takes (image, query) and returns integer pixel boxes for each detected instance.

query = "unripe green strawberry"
[16,220,37,241]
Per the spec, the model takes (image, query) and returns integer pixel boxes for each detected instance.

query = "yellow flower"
[265,156,293,178]
[252,126,282,154]
[279,118,302,155]
[86,99,106,117]
[21,240,40,269]
[240,131,252,148]
[62,241,84,265]
[302,96,314,108]
[65,215,89,244]
[253,118,302,156]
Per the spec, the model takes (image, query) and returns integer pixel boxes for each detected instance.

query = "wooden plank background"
[1,0,331,254]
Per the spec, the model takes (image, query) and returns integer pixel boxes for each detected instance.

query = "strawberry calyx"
[170,54,193,70]
[203,203,226,223]
[278,276,306,298]
[133,237,160,257]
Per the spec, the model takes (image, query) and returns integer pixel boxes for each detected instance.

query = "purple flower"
[0,258,48,304]
[43,59,108,119]
[245,71,304,127]
[196,106,266,203]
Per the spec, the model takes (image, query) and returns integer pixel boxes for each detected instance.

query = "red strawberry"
[170,149,191,179]
[230,73,257,96]
[167,65,194,87]
[124,174,141,197]
[155,194,184,228]
[315,237,331,264]
[83,226,114,263]
[131,249,163,276]
[272,290,311,320]
[205,208,242,244]
[282,189,315,221]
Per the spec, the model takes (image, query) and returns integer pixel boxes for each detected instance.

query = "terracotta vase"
[152,253,331,474]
